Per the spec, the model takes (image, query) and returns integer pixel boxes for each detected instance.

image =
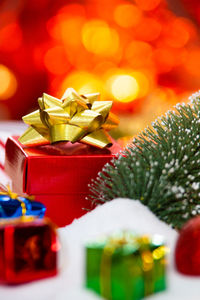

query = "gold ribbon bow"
[19,88,119,148]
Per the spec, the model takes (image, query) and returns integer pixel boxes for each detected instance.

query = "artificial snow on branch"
[88,91,200,229]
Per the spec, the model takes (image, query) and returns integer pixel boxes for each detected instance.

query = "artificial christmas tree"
[89,91,200,229]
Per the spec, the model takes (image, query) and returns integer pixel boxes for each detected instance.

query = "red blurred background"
[1,0,200,138]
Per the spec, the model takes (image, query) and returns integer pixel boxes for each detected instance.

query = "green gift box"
[85,231,167,300]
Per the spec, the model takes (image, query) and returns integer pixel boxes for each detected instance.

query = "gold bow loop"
[19,88,119,148]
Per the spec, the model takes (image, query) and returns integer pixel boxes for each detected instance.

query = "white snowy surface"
[0,197,196,300]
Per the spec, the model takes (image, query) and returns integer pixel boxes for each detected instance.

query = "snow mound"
[61,198,177,248]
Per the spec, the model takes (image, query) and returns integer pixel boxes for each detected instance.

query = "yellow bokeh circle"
[0,65,17,100]
[82,19,119,56]
[110,75,139,103]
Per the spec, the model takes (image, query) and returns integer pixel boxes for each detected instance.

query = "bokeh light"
[153,47,175,73]
[82,20,119,56]
[185,49,200,76]
[134,17,162,41]
[125,41,153,68]
[110,75,139,103]
[135,0,161,11]
[0,23,22,52]
[131,71,150,98]
[1,0,200,138]
[114,4,142,28]
[163,18,190,48]
[61,71,104,96]
[106,68,150,103]
[44,46,69,75]
[0,65,17,100]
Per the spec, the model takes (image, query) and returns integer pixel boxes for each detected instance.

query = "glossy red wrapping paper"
[0,218,58,284]
[5,137,121,227]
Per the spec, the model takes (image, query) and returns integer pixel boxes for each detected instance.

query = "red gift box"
[5,137,121,227]
[0,218,58,284]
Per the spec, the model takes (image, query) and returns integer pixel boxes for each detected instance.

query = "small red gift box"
[5,137,121,227]
[0,218,58,284]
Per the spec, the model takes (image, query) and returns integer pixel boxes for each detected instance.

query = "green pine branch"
[88,92,200,229]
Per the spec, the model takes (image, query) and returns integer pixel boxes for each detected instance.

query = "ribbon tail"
[18,127,49,146]
[81,129,112,148]
[102,112,120,131]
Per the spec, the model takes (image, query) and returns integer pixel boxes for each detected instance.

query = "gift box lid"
[5,136,121,195]
[86,232,166,254]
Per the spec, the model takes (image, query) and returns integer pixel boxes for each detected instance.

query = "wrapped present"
[85,231,167,300]
[0,184,46,219]
[5,88,121,227]
[0,217,58,284]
